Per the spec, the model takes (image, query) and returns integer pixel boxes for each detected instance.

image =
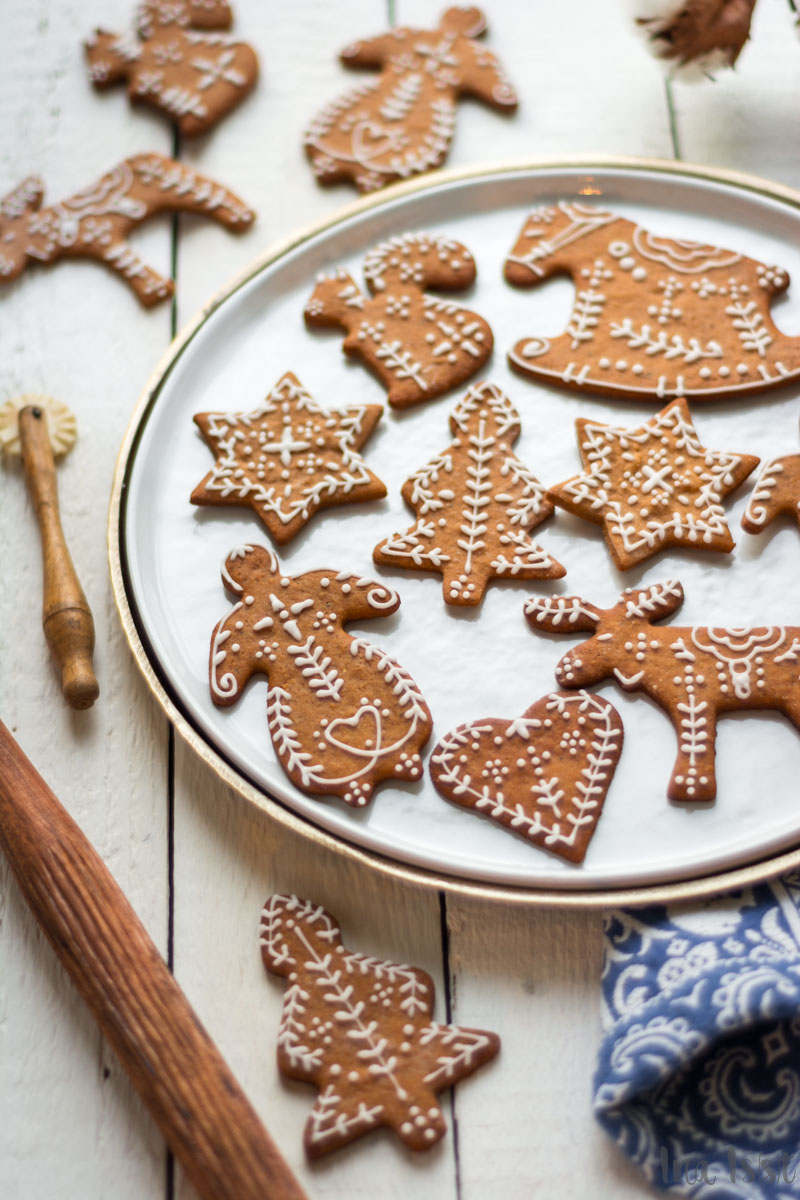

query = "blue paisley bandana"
[594,871,800,1199]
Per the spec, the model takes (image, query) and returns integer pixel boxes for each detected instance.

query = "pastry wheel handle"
[0,721,307,1200]
[18,405,99,710]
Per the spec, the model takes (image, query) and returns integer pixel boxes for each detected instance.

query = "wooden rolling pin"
[0,721,306,1200]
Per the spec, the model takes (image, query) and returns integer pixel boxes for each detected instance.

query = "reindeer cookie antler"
[304,232,493,409]
[0,155,254,306]
[85,0,258,137]
[504,200,800,402]
[525,580,800,803]
[305,6,517,193]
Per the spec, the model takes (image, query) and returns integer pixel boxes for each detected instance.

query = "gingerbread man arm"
[741,455,800,533]
[453,41,517,110]
[339,30,400,68]
[84,30,140,88]
[297,570,401,624]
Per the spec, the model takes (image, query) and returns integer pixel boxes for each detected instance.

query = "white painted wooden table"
[2,2,799,1196]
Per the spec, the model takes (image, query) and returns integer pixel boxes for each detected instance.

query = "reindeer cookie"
[191,372,386,544]
[504,200,800,401]
[525,581,800,803]
[742,454,800,535]
[548,396,758,570]
[373,381,565,605]
[0,154,253,307]
[261,894,499,1158]
[210,545,432,807]
[85,0,258,137]
[304,7,517,194]
[304,232,493,409]
[430,691,623,863]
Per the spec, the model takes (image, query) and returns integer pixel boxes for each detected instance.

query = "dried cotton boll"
[627,0,757,79]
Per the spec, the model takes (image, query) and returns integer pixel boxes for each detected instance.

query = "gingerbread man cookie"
[304,6,517,193]
[373,381,565,605]
[430,691,623,863]
[525,581,800,803]
[85,0,258,137]
[0,154,253,306]
[548,397,758,570]
[260,894,500,1158]
[742,453,800,535]
[304,232,493,409]
[210,545,432,807]
[191,372,386,544]
[504,200,800,401]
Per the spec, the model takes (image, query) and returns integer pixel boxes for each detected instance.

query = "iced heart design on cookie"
[325,706,382,755]
[430,691,623,863]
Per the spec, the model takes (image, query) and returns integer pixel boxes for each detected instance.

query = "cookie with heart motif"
[430,691,623,863]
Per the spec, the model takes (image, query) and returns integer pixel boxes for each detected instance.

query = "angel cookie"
[742,453,800,534]
[548,397,758,570]
[504,200,800,401]
[85,0,258,137]
[210,545,432,807]
[304,232,493,409]
[304,6,516,193]
[430,691,623,863]
[373,382,565,605]
[261,894,500,1157]
[190,372,386,543]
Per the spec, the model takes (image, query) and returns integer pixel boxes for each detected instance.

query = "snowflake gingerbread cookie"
[504,200,800,401]
[260,894,500,1157]
[304,6,517,194]
[430,690,623,863]
[85,0,258,137]
[742,452,800,535]
[373,381,566,606]
[210,545,432,807]
[304,232,493,409]
[190,372,386,543]
[548,396,758,570]
[0,154,253,307]
[525,580,800,803]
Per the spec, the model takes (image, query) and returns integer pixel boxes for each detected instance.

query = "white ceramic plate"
[116,160,800,893]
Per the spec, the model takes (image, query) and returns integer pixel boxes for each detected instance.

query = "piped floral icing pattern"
[209,545,432,807]
[260,894,500,1157]
[504,200,800,401]
[373,381,565,605]
[304,6,516,193]
[304,231,493,409]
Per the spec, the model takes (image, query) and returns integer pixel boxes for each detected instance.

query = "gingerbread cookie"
[373,381,565,605]
[191,372,386,544]
[742,453,800,534]
[260,894,500,1158]
[547,396,758,571]
[210,545,432,807]
[304,232,493,409]
[304,7,516,194]
[0,154,253,307]
[430,691,622,863]
[504,200,800,401]
[85,0,258,137]
[525,580,800,803]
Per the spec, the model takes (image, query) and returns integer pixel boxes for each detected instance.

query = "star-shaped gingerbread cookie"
[548,396,759,570]
[190,372,387,543]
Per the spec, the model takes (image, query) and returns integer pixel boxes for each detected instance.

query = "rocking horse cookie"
[0,154,254,306]
[304,6,517,193]
[504,200,800,401]
[304,232,493,409]
[85,0,258,137]
[525,580,800,803]
[210,544,432,807]
[373,381,566,605]
[191,372,386,544]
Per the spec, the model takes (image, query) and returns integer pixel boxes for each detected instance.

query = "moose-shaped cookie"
[742,453,800,535]
[504,199,800,402]
[304,232,493,409]
[210,544,432,807]
[525,580,800,803]
[304,6,517,193]
[0,154,254,306]
[85,0,258,137]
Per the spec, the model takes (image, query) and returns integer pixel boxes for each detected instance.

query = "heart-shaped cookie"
[430,691,623,864]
